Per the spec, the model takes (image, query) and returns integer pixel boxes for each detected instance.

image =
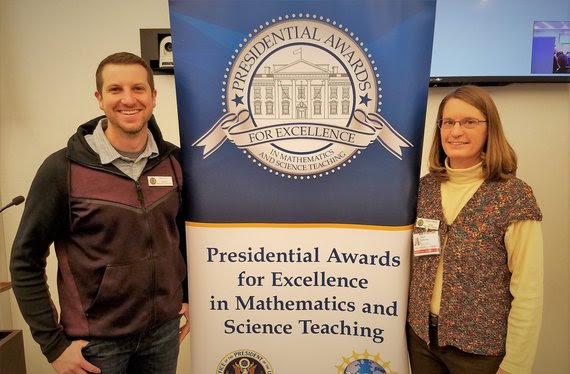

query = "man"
[10,52,189,374]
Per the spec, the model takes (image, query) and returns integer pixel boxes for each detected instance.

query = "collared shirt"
[85,119,159,181]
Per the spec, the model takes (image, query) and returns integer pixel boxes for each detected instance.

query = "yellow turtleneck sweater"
[429,161,543,374]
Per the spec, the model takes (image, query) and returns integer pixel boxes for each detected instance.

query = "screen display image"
[532,21,570,74]
[430,0,570,84]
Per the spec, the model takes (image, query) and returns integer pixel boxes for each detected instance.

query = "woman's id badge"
[413,232,441,256]
[413,218,441,256]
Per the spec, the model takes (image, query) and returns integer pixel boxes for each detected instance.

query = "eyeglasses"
[436,118,487,129]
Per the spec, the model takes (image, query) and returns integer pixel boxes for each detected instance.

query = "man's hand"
[497,368,510,374]
[179,302,190,344]
[51,340,101,374]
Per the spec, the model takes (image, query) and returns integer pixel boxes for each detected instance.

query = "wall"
[534,29,570,54]
[0,1,188,373]
[0,0,568,373]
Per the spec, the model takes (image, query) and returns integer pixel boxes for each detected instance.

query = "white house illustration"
[251,51,353,121]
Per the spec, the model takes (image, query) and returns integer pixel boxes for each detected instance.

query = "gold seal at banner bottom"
[193,14,413,179]
[336,350,395,374]
[216,349,273,374]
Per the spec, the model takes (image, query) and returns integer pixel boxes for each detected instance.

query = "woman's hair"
[428,85,517,181]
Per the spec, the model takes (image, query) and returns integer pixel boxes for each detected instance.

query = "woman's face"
[440,98,488,169]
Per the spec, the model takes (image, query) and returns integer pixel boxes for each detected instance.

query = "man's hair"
[428,85,517,181]
[95,52,155,93]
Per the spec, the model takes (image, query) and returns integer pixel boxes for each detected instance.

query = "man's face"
[95,64,156,137]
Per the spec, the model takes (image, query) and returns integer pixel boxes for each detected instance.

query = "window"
[313,86,322,100]
[314,100,322,115]
[254,88,261,99]
[266,101,274,115]
[342,86,349,99]
[282,100,290,115]
[254,100,262,115]
[330,87,337,99]
[266,87,273,99]
[342,100,349,115]
[330,100,338,115]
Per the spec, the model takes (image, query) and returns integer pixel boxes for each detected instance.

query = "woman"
[407,86,543,374]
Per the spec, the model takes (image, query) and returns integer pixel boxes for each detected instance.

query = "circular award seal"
[337,350,395,374]
[216,349,273,374]
[194,14,412,179]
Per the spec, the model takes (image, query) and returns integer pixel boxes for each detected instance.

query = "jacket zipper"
[135,180,157,326]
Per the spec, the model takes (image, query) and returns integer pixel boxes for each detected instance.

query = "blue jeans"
[82,316,181,374]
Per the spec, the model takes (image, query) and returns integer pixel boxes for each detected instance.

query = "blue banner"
[170,1,435,372]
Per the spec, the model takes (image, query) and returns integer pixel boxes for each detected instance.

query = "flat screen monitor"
[430,0,570,85]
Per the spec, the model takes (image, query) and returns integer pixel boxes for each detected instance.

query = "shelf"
[0,282,11,294]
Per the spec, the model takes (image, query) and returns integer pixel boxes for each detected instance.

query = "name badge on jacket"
[148,176,174,187]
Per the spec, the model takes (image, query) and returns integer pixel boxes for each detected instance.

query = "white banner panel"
[188,223,411,373]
